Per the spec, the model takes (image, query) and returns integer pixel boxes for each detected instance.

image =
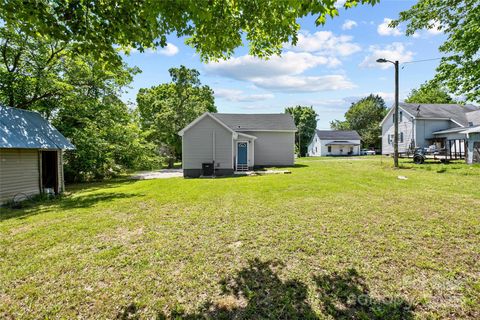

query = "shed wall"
[0,149,40,204]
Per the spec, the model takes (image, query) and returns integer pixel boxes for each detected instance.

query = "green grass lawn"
[1,157,479,319]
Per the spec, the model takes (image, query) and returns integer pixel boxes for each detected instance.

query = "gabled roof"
[178,112,238,137]
[380,103,480,127]
[0,106,75,150]
[466,110,480,126]
[211,113,297,131]
[315,130,361,140]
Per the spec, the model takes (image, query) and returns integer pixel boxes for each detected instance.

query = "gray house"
[0,106,75,204]
[307,130,361,156]
[178,112,297,177]
[381,103,480,156]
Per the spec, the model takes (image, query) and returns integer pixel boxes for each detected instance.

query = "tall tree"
[285,106,318,157]
[393,0,480,102]
[330,94,387,148]
[405,82,457,104]
[137,66,217,167]
[0,1,379,64]
[0,25,158,181]
[0,25,136,114]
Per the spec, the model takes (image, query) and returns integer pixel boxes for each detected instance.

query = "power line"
[401,57,444,69]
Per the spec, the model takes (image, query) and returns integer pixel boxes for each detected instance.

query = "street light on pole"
[376,58,399,168]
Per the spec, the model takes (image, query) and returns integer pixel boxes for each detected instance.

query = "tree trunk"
[167,157,175,169]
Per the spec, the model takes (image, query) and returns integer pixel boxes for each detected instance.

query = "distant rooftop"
[315,130,361,140]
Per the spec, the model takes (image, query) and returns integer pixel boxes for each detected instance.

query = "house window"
[400,132,404,143]
[315,147,317,153]
[399,111,403,122]
[388,135,392,144]
[328,146,332,152]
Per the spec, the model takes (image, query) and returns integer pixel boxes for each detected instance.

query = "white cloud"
[126,43,179,56]
[377,18,402,36]
[206,51,341,80]
[360,43,414,69]
[205,30,361,93]
[426,20,443,35]
[334,0,347,8]
[214,88,274,102]
[206,52,354,92]
[155,43,179,56]
[290,31,361,56]
[342,20,358,30]
[251,75,355,92]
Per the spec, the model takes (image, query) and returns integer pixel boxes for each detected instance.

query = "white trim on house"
[178,112,238,138]
[237,132,258,140]
[237,129,297,132]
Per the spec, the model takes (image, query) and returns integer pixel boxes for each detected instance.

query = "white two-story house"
[380,103,480,155]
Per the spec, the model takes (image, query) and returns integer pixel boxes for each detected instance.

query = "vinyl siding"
[240,131,295,166]
[182,116,233,169]
[382,110,415,154]
[415,119,455,147]
[0,149,40,204]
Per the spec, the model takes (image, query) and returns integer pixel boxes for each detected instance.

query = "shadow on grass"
[0,192,138,221]
[314,268,413,320]
[66,178,138,193]
[117,259,413,319]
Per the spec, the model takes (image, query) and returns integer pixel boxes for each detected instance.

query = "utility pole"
[377,58,400,168]
[394,60,399,168]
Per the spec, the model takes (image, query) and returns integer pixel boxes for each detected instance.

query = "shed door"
[42,151,58,194]
[237,142,248,165]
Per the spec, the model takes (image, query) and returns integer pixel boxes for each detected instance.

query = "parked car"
[361,149,376,155]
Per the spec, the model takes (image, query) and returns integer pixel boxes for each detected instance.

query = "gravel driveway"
[131,169,183,180]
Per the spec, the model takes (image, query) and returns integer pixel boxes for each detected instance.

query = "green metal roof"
[0,106,75,150]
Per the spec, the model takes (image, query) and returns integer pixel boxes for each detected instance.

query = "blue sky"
[121,0,446,129]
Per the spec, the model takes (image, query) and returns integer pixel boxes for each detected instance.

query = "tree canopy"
[331,94,387,148]
[393,0,480,102]
[137,66,217,167]
[0,0,379,64]
[405,82,458,104]
[285,106,318,157]
[0,25,158,181]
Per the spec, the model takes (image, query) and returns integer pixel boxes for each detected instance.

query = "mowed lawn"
[1,157,479,319]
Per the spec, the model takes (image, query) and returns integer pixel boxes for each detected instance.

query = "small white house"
[178,112,297,177]
[307,130,361,157]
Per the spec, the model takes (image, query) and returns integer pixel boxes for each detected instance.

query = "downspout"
[212,130,216,176]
